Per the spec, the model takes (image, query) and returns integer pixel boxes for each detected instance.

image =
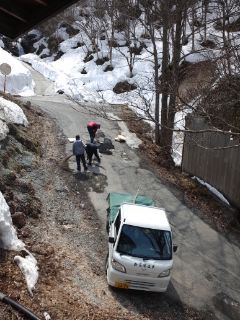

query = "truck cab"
[106,201,176,292]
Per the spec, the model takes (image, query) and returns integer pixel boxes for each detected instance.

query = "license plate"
[115,281,129,289]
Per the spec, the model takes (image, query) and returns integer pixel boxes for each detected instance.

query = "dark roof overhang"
[0,0,79,39]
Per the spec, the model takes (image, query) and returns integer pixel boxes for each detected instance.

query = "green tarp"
[107,192,155,224]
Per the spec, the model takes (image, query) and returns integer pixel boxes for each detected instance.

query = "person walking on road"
[87,121,100,143]
[72,135,87,172]
[85,142,101,166]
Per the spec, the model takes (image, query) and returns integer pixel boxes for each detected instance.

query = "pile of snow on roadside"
[0,191,24,250]
[0,96,28,141]
[0,47,35,96]
[0,191,39,295]
[14,252,39,297]
[0,96,28,126]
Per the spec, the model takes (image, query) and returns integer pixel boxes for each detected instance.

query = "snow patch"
[0,119,9,141]
[0,192,24,250]
[0,192,39,295]
[0,97,28,126]
[107,113,142,148]
[193,176,230,205]
[14,251,39,297]
[0,47,35,96]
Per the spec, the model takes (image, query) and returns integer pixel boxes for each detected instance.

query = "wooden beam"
[34,0,47,6]
[0,0,80,39]
[0,7,27,23]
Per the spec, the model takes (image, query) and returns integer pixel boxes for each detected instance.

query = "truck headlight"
[158,269,170,277]
[111,259,126,273]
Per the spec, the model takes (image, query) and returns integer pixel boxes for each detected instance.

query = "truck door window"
[114,211,121,235]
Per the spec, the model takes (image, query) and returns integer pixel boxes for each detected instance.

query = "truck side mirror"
[109,237,115,244]
[173,245,178,253]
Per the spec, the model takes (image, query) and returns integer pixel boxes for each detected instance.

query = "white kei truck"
[105,192,177,292]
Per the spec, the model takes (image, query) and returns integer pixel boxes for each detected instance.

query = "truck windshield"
[116,225,172,260]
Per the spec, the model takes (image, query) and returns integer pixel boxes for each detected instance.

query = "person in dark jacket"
[85,142,101,165]
[87,121,100,143]
[72,135,87,172]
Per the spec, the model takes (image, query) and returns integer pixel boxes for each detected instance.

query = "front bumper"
[107,265,170,292]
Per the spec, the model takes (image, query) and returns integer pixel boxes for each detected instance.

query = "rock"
[56,186,69,193]
[0,180,6,193]
[0,36,21,56]
[72,42,84,49]
[2,169,17,185]
[32,244,54,256]
[48,35,61,55]
[84,54,94,63]
[20,33,41,54]
[12,212,26,228]
[54,50,64,61]
[18,151,34,171]
[81,68,87,74]
[27,197,42,217]
[129,42,146,55]
[8,124,39,153]
[16,179,35,194]
[104,64,114,72]
[59,23,79,37]
[200,40,216,49]
[16,196,42,218]
[113,81,137,94]
[20,226,31,238]
[36,44,46,55]
[25,101,32,109]
[2,189,14,201]
[41,54,51,59]
[95,56,109,65]
[7,200,17,214]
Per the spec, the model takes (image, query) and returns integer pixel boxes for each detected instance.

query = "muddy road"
[17,65,240,320]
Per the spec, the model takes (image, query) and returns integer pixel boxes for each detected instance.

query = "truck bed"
[106,192,155,224]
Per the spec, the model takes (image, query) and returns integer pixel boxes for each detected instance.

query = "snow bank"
[0,192,24,250]
[14,252,39,297]
[0,119,9,140]
[0,96,28,126]
[20,54,59,82]
[193,177,230,205]
[0,192,39,295]
[0,48,35,96]
[172,109,192,166]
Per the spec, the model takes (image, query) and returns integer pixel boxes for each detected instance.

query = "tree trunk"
[166,8,182,163]
[160,5,169,147]
[151,27,161,144]
[203,0,209,42]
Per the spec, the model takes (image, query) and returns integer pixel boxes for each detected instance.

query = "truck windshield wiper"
[118,251,130,256]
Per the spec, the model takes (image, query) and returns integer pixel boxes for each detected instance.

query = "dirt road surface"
[13,65,240,320]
